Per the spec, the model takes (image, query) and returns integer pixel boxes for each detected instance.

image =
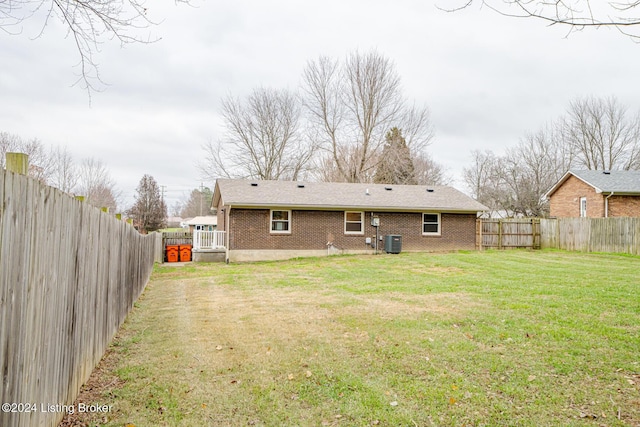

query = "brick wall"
[227,208,477,251]
[550,175,640,217]
[608,196,640,217]
[549,175,605,218]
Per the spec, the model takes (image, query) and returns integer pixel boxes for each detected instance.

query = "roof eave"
[227,203,486,213]
[601,191,640,196]
[544,170,601,198]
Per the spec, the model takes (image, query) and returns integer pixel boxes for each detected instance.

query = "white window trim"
[579,197,587,218]
[344,211,364,235]
[270,209,292,234]
[422,212,441,236]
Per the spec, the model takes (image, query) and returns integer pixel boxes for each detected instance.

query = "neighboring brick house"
[546,170,640,218]
[212,179,488,262]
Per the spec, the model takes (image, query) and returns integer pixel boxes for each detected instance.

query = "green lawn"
[73,250,639,426]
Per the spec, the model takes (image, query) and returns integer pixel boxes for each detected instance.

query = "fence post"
[5,152,28,174]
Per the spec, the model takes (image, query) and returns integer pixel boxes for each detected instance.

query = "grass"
[71,250,639,426]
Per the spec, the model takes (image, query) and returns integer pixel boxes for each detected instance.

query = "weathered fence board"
[478,218,540,250]
[163,231,193,246]
[0,168,158,427]
[540,217,640,255]
[480,217,640,255]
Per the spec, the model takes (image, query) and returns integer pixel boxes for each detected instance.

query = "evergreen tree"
[127,174,167,233]
[180,187,214,218]
[373,127,417,185]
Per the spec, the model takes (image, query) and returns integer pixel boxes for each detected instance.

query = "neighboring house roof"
[213,179,489,213]
[185,216,217,226]
[545,170,640,198]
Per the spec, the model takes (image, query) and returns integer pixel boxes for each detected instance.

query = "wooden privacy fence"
[0,167,158,427]
[477,218,541,250]
[478,217,640,255]
[540,217,640,255]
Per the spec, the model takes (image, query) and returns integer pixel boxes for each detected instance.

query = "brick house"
[212,179,488,262]
[546,170,640,218]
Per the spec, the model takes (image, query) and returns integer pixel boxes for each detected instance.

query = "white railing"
[193,230,226,250]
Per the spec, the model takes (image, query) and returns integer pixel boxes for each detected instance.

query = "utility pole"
[199,183,204,216]
[160,185,166,203]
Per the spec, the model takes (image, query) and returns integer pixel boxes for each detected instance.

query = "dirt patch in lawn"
[58,338,125,427]
[59,276,479,426]
[345,292,478,318]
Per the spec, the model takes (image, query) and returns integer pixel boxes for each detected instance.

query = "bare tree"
[180,187,213,218]
[76,157,120,211]
[413,152,451,186]
[562,96,640,171]
[49,145,78,193]
[200,87,315,182]
[1,0,188,93]
[504,123,574,216]
[445,1,640,38]
[463,150,504,211]
[0,131,53,182]
[464,96,640,217]
[302,50,434,183]
[464,123,574,217]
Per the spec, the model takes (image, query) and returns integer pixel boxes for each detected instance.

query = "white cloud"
[2,0,640,206]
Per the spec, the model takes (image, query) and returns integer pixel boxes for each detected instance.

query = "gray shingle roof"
[214,179,489,212]
[570,170,640,193]
[546,170,640,197]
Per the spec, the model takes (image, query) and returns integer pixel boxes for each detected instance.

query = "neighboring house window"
[580,197,587,218]
[422,213,441,236]
[344,211,364,234]
[271,210,291,233]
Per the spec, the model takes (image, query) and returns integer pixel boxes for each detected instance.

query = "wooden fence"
[540,217,640,255]
[163,231,192,247]
[0,167,158,427]
[478,218,541,249]
[478,217,640,255]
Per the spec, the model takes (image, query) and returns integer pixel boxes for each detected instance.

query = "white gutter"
[225,204,231,263]
[604,192,614,218]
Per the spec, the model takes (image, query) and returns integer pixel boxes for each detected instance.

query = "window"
[344,211,364,234]
[580,197,587,218]
[422,213,441,235]
[270,210,291,233]
[195,225,214,231]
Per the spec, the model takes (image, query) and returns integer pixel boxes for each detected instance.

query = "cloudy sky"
[2,0,639,211]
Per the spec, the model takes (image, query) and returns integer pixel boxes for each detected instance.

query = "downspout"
[225,205,231,263]
[605,192,614,218]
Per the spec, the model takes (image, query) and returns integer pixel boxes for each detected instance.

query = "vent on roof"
[385,186,392,191]
[426,188,434,193]
[297,184,305,188]
[250,182,258,187]
[365,188,370,195]
[603,171,611,175]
